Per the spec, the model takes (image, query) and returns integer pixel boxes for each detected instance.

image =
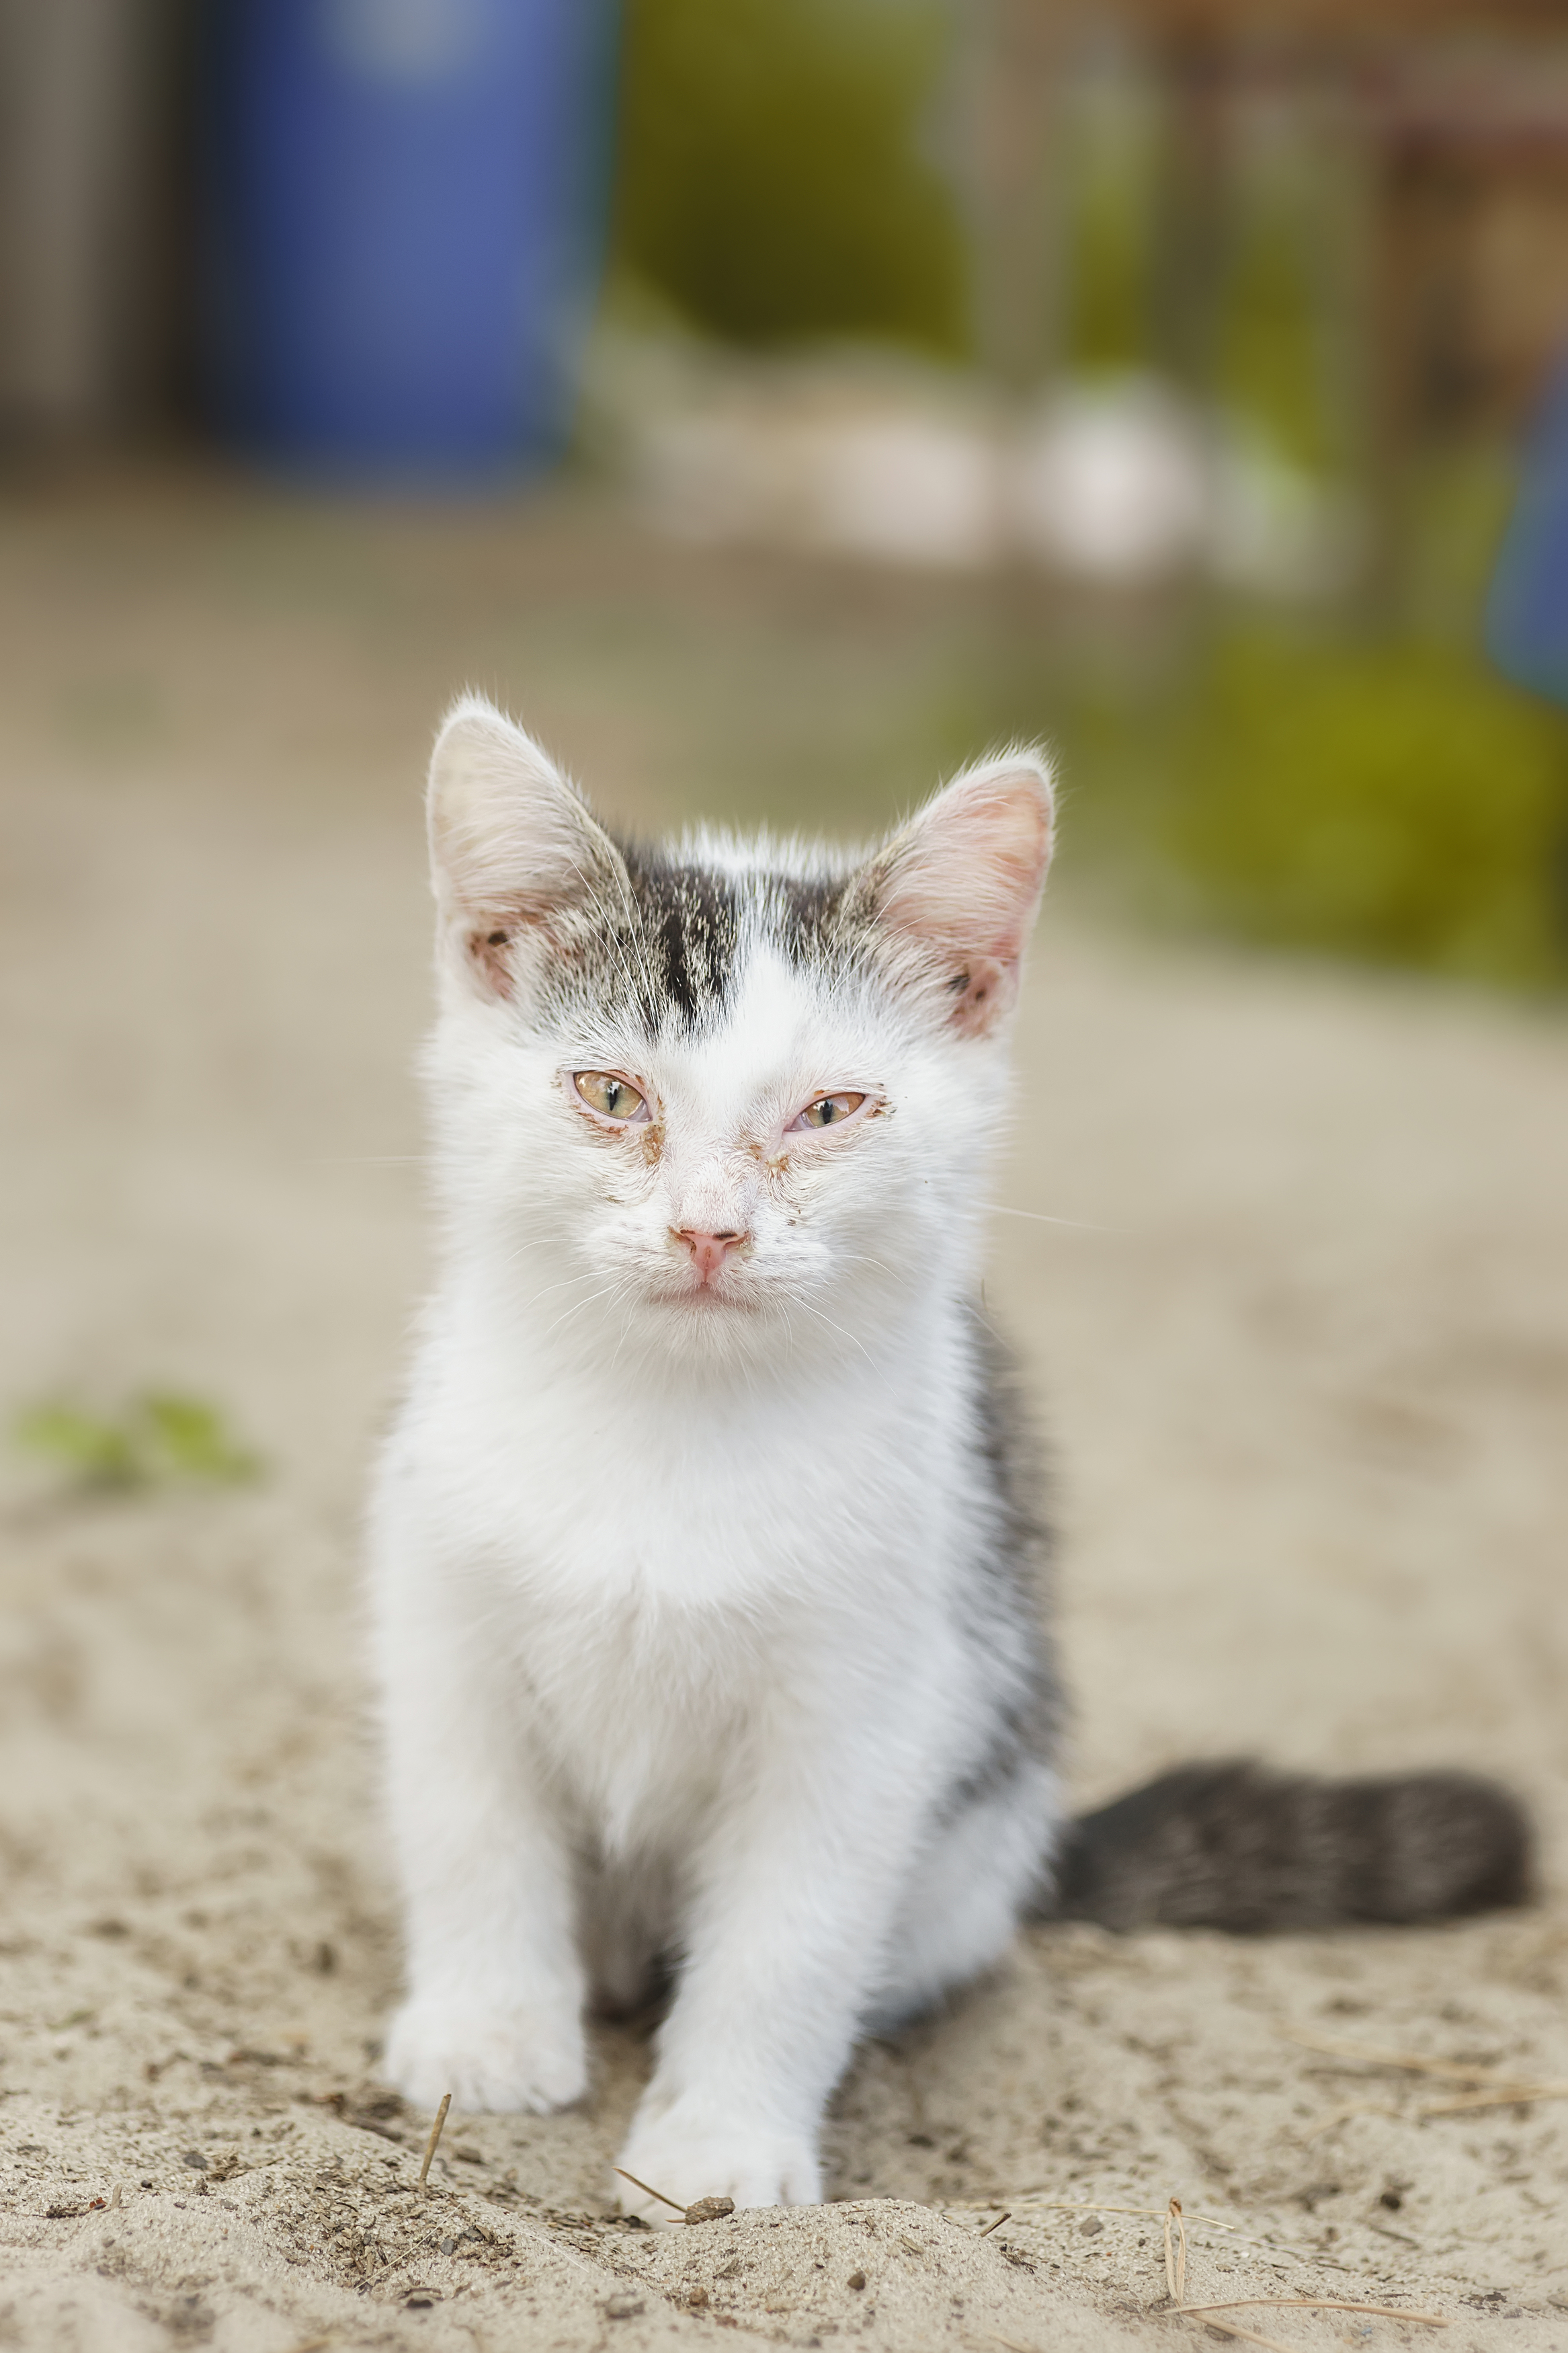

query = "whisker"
[986,1203,1118,1233]
[492,1235,570,1278]
[514,1268,610,1314]
[606,1298,641,1380]
[534,1285,622,1345]
[785,1289,876,1369]
[501,1235,574,1268]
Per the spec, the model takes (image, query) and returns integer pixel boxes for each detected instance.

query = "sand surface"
[0,479,1565,2352]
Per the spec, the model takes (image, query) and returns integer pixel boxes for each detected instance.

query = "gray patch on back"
[934,1309,1063,1827]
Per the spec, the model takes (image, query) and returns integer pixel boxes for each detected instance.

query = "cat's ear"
[861,750,1053,1037]
[426,694,626,1000]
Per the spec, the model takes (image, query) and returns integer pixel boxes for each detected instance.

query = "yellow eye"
[573,1071,649,1123]
[792,1092,867,1132]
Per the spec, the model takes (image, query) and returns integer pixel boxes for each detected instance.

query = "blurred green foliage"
[1157,635,1568,987]
[1060,83,1156,376]
[15,1392,261,1493]
[612,0,967,353]
[917,596,1568,992]
[1062,165,1148,376]
[1217,194,1335,477]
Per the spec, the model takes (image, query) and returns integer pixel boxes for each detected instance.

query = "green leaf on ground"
[13,1392,262,1492]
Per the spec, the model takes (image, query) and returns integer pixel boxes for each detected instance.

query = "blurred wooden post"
[1148,35,1229,403]
[960,0,1075,394]
[0,0,190,447]
[1316,56,1393,613]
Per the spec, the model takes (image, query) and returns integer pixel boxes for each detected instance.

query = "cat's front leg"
[375,1547,587,2116]
[614,1718,935,2216]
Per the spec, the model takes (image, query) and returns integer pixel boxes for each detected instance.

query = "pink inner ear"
[426,696,626,1002]
[880,764,1053,968]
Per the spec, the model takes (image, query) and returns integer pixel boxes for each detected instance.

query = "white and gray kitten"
[368,696,1529,2221]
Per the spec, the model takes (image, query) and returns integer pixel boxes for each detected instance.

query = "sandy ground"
[0,476,1565,2353]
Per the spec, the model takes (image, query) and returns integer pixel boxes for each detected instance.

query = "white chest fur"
[388,1295,966,1856]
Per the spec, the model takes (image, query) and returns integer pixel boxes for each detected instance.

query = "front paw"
[615,2097,821,2224]
[384,1992,587,2115]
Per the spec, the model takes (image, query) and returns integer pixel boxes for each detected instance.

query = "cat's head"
[423,694,1053,1373]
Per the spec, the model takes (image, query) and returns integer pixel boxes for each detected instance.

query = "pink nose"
[672,1228,749,1282]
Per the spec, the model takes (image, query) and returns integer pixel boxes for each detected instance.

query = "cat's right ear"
[426,695,625,1001]
[854,750,1054,1038]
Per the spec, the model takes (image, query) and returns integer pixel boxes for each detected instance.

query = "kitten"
[369,695,1530,2221]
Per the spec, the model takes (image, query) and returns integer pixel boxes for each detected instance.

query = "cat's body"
[370,697,1530,2219]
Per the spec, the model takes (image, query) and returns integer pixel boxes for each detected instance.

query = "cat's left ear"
[862,750,1054,1037]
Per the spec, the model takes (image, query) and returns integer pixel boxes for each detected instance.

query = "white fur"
[368,701,1059,2219]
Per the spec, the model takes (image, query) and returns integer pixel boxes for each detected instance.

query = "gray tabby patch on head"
[613,846,742,1029]
[597,842,860,1036]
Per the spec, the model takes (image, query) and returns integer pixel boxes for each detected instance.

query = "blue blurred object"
[204,0,620,479]
[1486,354,1568,706]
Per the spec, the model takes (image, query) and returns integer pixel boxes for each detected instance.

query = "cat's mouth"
[651,1265,757,1312]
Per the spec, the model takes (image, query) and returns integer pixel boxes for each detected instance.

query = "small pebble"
[848,2270,866,2290]
[605,2295,645,2319]
[1078,2217,1104,2237]
[686,2196,736,2225]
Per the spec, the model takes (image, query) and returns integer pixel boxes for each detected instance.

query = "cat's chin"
[633,1281,780,1355]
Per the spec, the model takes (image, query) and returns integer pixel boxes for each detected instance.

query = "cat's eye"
[789,1092,867,1133]
[573,1071,650,1124]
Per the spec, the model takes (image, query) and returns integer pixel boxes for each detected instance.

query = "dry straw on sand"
[1286,2026,1568,2137]
[970,2189,1451,2353]
[614,2165,738,2225]
[415,2090,450,2190]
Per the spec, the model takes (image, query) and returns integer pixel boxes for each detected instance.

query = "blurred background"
[1,17,1566,2247]
[4,0,1568,982]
